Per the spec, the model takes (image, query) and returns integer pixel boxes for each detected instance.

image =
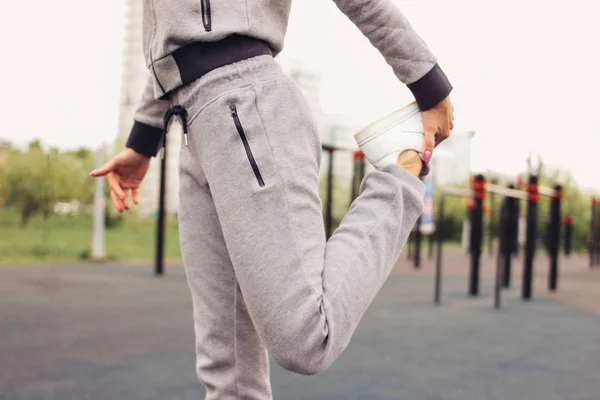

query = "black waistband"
[171,34,273,89]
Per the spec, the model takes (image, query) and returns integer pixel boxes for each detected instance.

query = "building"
[116,0,181,216]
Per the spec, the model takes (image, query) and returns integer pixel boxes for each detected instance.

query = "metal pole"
[496,193,510,307]
[548,185,562,291]
[503,185,517,288]
[434,193,445,304]
[325,148,334,239]
[414,215,422,268]
[514,178,523,257]
[522,175,539,300]
[596,210,600,266]
[488,185,496,256]
[469,174,485,296]
[591,199,598,268]
[596,213,600,266]
[92,146,105,260]
[428,231,434,259]
[155,140,167,276]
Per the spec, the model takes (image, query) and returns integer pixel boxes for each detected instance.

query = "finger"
[90,159,118,177]
[110,190,124,213]
[106,172,127,201]
[132,187,141,205]
[422,128,437,165]
[122,193,131,211]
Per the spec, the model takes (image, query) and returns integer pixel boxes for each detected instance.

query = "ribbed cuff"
[407,64,453,111]
[126,121,163,158]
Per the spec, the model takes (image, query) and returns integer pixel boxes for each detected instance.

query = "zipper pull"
[184,133,188,146]
[229,104,237,118]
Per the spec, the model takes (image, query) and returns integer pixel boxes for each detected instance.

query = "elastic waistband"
[151,34,274,99]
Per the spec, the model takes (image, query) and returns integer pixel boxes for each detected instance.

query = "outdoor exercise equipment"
[498,184,521,288]
[547,184,563,292]
[434,174,563,308]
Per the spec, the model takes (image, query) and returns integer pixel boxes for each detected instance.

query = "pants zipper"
[201,0,212,31]
[230,104,265,188]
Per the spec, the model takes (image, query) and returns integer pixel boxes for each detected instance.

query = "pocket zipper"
[230,104,265,187]
[201,0,212,31]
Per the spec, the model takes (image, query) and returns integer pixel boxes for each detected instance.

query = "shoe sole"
[354,102,421,146]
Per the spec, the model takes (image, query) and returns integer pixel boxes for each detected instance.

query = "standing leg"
[178,146,272,400]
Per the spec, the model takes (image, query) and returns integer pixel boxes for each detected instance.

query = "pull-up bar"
[486,183,527,200]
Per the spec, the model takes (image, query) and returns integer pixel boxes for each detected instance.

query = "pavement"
[1,250,599,400]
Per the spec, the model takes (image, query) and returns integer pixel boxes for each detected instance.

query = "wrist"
[407,64,453,111]
[126,121,164,158]
[125,146,152,160]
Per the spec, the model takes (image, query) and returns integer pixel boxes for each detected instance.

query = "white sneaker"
[354,101,429,176]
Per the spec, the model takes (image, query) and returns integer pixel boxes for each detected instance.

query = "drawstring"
[161,105,188,159]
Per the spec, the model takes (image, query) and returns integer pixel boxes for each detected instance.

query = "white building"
[116,0,181,216]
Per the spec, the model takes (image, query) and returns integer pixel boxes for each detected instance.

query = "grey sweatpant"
[172,55,425,400]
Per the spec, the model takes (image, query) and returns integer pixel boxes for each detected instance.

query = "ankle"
[397,150,423,177]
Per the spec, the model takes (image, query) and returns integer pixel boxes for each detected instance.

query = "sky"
[1,0,599,191]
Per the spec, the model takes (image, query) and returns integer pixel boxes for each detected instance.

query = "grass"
[0,207,466,264]
[0,209,181,264]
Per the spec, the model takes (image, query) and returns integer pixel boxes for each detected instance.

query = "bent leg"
[185,61,424,375]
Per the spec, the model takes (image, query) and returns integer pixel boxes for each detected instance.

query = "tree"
[0,143,92,226]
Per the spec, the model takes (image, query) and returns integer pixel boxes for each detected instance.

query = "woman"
[91,1,454,398]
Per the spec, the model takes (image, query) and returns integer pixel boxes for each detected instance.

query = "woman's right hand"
[89,148,151,213]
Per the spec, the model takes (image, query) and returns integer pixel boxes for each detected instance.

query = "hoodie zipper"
[230,104,265,188]
[201,0,212,31]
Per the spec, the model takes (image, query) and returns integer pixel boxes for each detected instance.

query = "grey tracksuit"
[126,1,452,399]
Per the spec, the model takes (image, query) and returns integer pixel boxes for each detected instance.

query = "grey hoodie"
[126,0,452,157]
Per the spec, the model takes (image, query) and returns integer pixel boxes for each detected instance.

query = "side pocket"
[201,0,212,31]
[230,104,265,188]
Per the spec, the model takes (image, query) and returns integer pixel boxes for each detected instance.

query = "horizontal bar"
[538,185,556,197]
[486,183,528,200]
[442,187,472,197]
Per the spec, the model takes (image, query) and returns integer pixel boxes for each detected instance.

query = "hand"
[397,150,423,177]
[421,96,454,163]
[89,148,151,213]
